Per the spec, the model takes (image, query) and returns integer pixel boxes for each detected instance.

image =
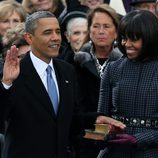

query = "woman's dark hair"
[117,10,158,62]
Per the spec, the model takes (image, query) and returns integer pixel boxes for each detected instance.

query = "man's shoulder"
[54,58,75,71]
[54,58,73,66]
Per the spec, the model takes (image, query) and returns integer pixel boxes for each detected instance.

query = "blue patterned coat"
[98,57,158,158]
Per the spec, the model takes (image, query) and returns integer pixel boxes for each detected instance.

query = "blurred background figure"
[79,0,128,16]
[78,0,133,15]
[59,10,88,64]
[130,0,156,15]
[22,0,64,17]
[79,0,104,9]
[2,23,30,60]
[0,0,26,36]
[59,0,129,29]
[122,0,132,12]
[72,4,122,158]
[16,0,22,3]
[58,0,106,25]
[64,17,88,52]
[0,22,30,74]
[0,0,22,2]
[0,0,26,64]
[155,0,158,16]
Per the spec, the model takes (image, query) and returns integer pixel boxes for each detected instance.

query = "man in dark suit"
[0,11,125,158]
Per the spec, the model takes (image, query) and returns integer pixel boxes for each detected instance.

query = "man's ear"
[23,33,33,45]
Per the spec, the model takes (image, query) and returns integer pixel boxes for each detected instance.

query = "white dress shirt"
[30,52,59,100]
[2,52,60,102]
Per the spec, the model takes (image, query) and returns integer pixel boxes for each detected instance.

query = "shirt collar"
[30,51,55,75]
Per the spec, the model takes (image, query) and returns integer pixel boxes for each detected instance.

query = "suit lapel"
[53,59,73,117]
[20,53,56,119]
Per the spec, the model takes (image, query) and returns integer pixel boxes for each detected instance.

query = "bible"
[84,124,110,140]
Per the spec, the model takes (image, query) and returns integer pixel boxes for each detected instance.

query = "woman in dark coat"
[98,10,158,158]
[72,4,122,158]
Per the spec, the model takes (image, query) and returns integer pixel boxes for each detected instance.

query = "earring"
[113,40,118,48]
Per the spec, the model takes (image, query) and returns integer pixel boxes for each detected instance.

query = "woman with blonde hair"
[0,0,26,60]
[22,0,64,17]
[0,0,26,36]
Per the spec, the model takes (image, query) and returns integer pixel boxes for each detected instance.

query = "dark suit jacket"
[0,53,81,158]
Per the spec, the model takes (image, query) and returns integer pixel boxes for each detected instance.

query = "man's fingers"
[6,46,19,63]
[111,119,126,129]
[96,116,126,129]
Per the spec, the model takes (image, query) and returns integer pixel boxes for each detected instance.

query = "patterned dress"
[98,57,158,158]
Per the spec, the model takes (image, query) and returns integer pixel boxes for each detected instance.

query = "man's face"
[79,0,104,9]
[25,17,61,63]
